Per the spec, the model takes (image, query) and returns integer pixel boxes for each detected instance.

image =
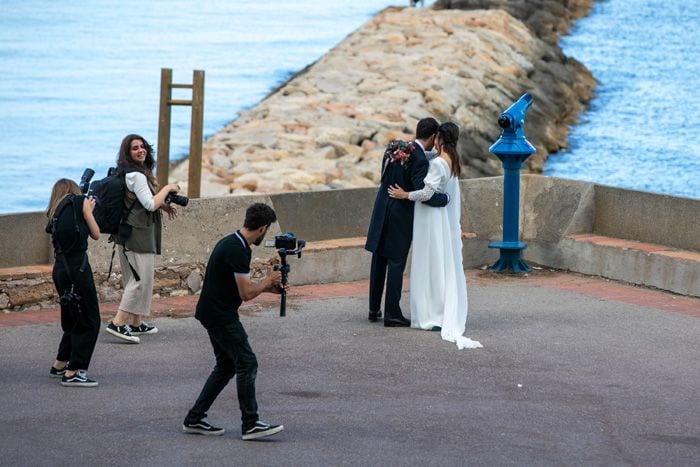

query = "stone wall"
[433,0,595,43]
[170,7,595,197]
[2,176,699,311]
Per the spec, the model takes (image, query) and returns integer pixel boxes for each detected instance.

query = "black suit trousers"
[369,251,408,320]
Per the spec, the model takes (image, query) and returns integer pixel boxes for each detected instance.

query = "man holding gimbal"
[183,203,284,440]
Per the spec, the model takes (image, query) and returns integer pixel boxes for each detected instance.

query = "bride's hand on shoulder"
[387,184,408,199]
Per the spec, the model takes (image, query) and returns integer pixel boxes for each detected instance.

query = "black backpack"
[88,167,136,235]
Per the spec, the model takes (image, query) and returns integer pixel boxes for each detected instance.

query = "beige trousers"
[117,246,155,316]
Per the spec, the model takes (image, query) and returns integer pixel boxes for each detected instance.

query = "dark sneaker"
[105,322,140,343]
[182,418,225,436]
[61,370,98,387]
[49,365,67,378]
[241,421,284,440]
[130,323,158,335]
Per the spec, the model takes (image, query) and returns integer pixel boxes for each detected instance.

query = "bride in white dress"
[388,122,482,350]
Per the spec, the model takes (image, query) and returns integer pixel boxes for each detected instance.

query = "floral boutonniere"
[384,139,415,166]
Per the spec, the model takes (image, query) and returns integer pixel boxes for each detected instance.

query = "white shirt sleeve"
[407,160,442,202]
[408,184,436,202]
[125,172,156,211]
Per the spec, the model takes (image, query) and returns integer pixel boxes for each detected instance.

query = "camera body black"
[59,290,82,310]
[265,232,305,317]
[273,232,302,250]
[79,168,95,195]
[165,192,189,207]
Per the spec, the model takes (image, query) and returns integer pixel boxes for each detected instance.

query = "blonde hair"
[46,179,81,219]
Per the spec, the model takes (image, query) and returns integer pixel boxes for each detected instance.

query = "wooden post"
[188,70,204,199]
[157,68,173,190]
[155,68,205,198]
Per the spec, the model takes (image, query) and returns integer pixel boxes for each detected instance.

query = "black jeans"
[369,252,408,320]
[53,257,101,371]
[186,318,259,430]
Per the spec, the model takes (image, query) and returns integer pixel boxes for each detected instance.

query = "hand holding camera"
[161,183,187,207]
[266,232,306,316]
[165,191,189,207]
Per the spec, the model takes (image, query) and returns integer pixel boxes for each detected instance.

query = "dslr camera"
[79,168,95,195]
[59,290,82,311]
[165,192,189,207]
[265,232,306,317]
[270,232,305,251]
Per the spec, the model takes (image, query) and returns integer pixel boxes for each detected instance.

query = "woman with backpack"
[104,134,181,344]
[46,178,101,386]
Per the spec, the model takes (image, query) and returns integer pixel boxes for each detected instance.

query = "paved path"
[1,270,698,466]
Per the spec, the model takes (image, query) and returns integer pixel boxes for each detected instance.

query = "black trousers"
[53,258,101,371]
[369,252,408,320]
[186,318,259,430]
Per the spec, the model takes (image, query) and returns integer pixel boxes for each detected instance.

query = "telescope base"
[488,246,531,274]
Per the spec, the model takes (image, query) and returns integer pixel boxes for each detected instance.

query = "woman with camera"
[104,134,181,344]
[46,178,101,387]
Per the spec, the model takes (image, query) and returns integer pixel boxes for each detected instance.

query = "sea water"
[0,0,405,214]
[2,1,698,216]
[544,0,700,199]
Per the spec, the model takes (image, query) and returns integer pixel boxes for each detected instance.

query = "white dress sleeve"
[407,159,444,202]
[125,172,156,212]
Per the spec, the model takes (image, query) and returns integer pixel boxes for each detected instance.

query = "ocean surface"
[0,0,410,214]
[1,1,698,216]
[543,0,700,199]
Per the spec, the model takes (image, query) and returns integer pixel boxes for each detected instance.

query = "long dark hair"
[117,134,158,191]
[437,122,461,177]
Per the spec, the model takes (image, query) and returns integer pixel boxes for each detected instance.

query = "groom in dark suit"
[365,118,449,327]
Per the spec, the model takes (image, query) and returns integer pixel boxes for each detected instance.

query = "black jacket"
[365,143,447,260]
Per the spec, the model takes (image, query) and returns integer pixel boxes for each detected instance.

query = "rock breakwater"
[171,6,595,196]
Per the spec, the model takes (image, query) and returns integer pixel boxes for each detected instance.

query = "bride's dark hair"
[437,122,461,177]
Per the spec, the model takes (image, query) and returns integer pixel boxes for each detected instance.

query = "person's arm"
[126,172,179,212]
[423,191,449,207]
[389,183,435,202]
[82,196,100,240]
[388,159,449,207]
[235,270,282,302]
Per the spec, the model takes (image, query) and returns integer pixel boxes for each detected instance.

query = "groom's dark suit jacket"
[365,143,447,260]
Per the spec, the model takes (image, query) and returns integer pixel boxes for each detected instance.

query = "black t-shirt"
[195,230,251,326]
[50,195,89,261]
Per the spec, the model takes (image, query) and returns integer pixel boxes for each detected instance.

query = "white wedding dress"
[408,157,482,350]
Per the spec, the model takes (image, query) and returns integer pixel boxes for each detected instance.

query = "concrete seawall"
[1,176,698,312]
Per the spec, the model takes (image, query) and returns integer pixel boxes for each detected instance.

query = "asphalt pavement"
[1,274,699,466]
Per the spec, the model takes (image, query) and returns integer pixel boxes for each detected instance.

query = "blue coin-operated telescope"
[488,93,536,273]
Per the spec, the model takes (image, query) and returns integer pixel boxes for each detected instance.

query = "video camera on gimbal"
[265,232,306,317]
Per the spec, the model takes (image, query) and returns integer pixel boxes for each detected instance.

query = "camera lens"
[498,115,512,129]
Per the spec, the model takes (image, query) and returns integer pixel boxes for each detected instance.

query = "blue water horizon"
[1,0,698,216]
[543,0,700,199]
[0,0,406,214]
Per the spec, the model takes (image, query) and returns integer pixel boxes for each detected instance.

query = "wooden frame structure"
[156,68,205,198]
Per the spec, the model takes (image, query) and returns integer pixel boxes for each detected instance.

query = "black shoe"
[384,316,410,327]
[49,365,67,379]
[182,418,225,436]
[105,322,140,343]
[241,421,284,440]
[368,310,382,322]
[130,322,158,335]
[61,370,98,387]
